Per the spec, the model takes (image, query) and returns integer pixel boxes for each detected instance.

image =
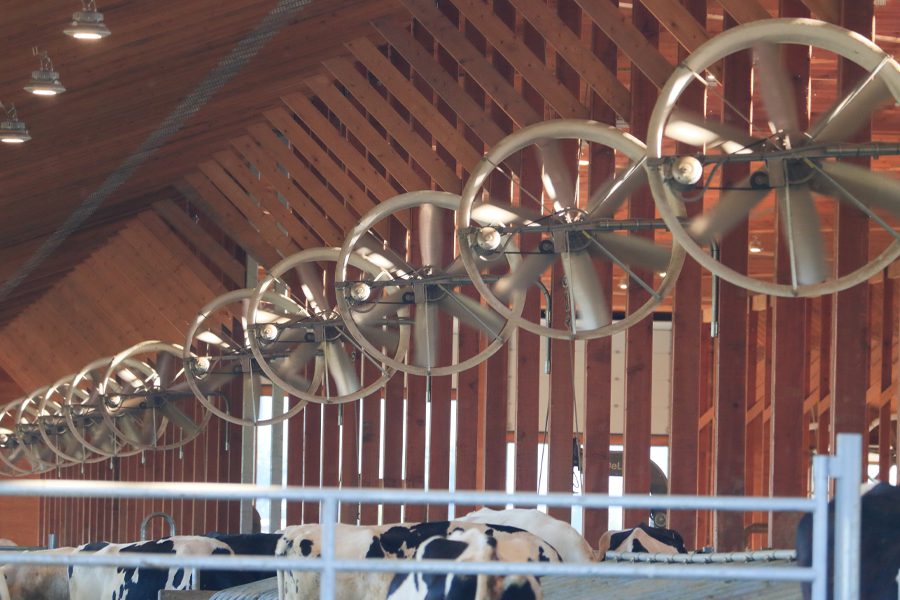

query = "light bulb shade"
[24,70,66,96]
[0,120,31,144]
[64,10,111,39]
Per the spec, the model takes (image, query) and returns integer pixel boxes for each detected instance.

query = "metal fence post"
[811,455,829,600]
[320,495,338,600]
[832,433,862,600]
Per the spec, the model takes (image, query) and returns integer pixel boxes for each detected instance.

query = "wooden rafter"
[322,57,461,193]
[715,0,772,23]
[799,0,840,23]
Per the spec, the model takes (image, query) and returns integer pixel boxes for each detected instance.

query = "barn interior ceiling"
[0,0,897,396]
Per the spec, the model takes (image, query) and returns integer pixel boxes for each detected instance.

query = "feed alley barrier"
[0,434,864,600]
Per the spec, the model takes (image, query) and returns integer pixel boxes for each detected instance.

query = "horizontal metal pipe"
[0,480,817,513]
[0,551,815,582]
[606,550,797,563]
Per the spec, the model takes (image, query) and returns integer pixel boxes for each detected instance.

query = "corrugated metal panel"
[209,577,279,600]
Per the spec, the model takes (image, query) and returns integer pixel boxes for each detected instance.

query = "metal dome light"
[24,48,66,96]
[0,104,31,144]
[63,0,111,40]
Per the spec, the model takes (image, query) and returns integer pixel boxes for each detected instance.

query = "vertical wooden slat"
[359,366,382,525]
[830,0,873,468]
[340,402,360,524]
[879,275,894,480]
[713,12,751,552]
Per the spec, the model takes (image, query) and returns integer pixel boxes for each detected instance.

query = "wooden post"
[879,274,894,480]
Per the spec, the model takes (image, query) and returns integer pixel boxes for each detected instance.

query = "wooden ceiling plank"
[345,37,484,170]
[135,211,230,299]
[281,92,405,205]
[304,75,432,193]
[25,293,106,370]
[153,200,245,287]
[507,0,631,120]
[180,176,282,268]
[798,0,839,23]
[256,111,400,233]
[450,0,591,119]
[714,0,772,23]
[197,161,301,259]
[573,0,672,90]
[231,134,357,240]
[372,19,518,142]
[322,57,461,193]
[0,329,44,394]
[51,271,135,359]
[213,149,333,248]
[9,301,96,385]
[1,318,66,391]
[397,0,542,127]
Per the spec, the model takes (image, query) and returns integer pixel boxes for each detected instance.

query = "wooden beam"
[715,0,772,23]
[180,176,282,268]
[233,132,358,238]
[397,0,541,128]
[322,57,461,194]
[451,0,592,119]
[638,0,711,55]
[304,74,431,193]
[282,92,405,205]
[799,0,840,23]
[373,18,515,145]
[345,37,484,170]
[508,0,632,119]
[153,200,244,287]
[198,161,300,259]
[214,148,332,248]
[574,0,671,89]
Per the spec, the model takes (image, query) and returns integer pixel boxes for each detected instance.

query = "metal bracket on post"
[830,433,862,600]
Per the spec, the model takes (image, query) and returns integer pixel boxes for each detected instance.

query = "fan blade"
[296,262,329,314]
[419,203,445,268]
[561,251,611,330]
[811,160,900,219]
[586,160,649,219]
[155,352,176,390]
[779,184,828,286]
[323,342,360,398]
[117,415,156,446]
[358,233,414,274]
[537,139,577,211]
[810,74,892,144]
[358,325,401,355]
[354,289,407,327]
[4,445,24,464]
[493,251,557,302]
[436,292,505,339]
[753,43,800,137]
[158,402,201,437]
[412,302,439,369]
[472,200,543,227]
[589,232,671,273]
[171,370,236,396]
[665,108,759,154]
[59,430,85,460]
[86,420,117,454]
[687,174,770,244]
[86,368,108,407]
[277,342,321,380]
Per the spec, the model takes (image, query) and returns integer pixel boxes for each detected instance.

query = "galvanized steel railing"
[0,434,863,600]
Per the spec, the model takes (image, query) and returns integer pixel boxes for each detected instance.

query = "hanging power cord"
[0,0,312,303]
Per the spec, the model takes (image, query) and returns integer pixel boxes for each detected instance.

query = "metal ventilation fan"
[0,400,40,476]
[456,120,684,340]
[646,18,900,297]
[14,387,69,473]
[247,247,407,403]
[184,288,311,426]
[38,373,103,465]
[336,191,521,376]
[98,341,214,452]
[64,357,132,459]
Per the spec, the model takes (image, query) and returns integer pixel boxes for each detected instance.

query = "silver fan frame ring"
[0,399,39,476]
[457,119,685,340]
[15,386,76,473]
[338,191,522,376]
[248,248,408,403]
[185,288,312,425]
[39,373,105,465]
[101,341,211,452]
[646,18,900,298]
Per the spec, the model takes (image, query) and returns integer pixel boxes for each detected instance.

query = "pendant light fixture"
[0,104,31,144]
[63,0,111,40]
[24,48,66,96]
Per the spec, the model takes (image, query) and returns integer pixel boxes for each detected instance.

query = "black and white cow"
[200,532,282,590]
[597,524,687,558]
[797,482,900,600]
[276,521,561,600]
[385,528,542,600]
[68,536,233,600]
[457,508,595,563]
